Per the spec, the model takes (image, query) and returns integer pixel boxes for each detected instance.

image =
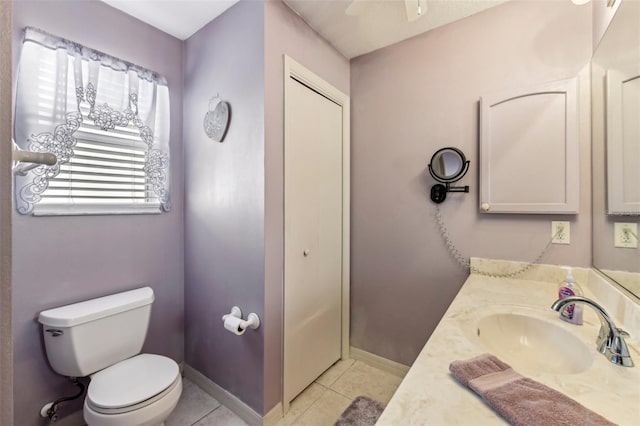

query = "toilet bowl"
[83,354,182,426]
[39,287,183,425]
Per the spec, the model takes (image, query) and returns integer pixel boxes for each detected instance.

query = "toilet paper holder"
[222,306,260,334]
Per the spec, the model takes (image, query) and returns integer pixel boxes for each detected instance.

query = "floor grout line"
[327,360,400,404]
[318,359,357,389]
[327,386,357,402]
[323,360,356,396]
[189,404,221,426]
[290,385,330,426]
[296,384,328,422]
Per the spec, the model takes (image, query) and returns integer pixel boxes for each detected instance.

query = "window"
[35,99,162,215]
[13,27,171,215]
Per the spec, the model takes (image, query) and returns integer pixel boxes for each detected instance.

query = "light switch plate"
[614,223,638,248]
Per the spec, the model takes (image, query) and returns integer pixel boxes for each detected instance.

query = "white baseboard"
[262,402,283,426]
[349,346,410,378]
[184,364,263,426]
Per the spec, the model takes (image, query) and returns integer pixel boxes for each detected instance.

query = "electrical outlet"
[614,223,638,248]
[551,221,570,244]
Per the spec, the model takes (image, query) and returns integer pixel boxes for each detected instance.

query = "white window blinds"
[13,27,171,215]
[40,120,159,213]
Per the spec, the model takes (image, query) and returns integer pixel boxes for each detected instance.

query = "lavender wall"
[11,1,184,424]
[264,0,350,413]
[183,0,265,414]
[350,0,593,366]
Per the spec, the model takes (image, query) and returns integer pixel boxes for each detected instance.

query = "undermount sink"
[473,312,594,375]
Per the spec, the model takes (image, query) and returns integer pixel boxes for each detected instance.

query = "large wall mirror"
[592,0,640,300]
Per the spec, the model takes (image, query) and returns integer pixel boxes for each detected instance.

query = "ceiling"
[283,0,509,58]
[99,0,507,57]
[100,0,239,40]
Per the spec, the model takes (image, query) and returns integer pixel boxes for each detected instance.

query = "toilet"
[39,287,182,426]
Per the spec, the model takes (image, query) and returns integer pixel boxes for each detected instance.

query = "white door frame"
[0,2,13,424]
[282,55,350,411]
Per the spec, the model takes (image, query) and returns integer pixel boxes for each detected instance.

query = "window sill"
[31,203,162,216]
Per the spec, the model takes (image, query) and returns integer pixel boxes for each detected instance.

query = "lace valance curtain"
[13,27,171,214]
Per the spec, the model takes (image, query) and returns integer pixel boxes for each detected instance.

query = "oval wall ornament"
[204,96,230,142]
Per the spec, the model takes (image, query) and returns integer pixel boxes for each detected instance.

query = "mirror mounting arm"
[430,182,470,204]
[446,183,470,193]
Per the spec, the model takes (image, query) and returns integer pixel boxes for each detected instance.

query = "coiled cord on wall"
[434,204,560,278]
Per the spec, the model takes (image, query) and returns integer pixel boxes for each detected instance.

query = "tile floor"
[167,359,403,426]
[166,378,247,426]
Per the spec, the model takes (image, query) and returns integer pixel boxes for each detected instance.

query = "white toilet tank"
[39,287,154,378]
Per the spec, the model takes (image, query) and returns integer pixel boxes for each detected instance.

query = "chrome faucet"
[551,296,634,367]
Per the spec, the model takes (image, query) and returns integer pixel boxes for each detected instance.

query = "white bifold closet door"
[284,76,343,404]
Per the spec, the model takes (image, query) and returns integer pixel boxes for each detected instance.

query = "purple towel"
[450,354,616,426]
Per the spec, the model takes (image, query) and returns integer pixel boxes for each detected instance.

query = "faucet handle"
[607,332,634,367]
[551,296,634,367]
[616,328,630,337]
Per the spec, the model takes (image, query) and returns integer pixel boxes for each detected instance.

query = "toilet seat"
[87,353,180,415]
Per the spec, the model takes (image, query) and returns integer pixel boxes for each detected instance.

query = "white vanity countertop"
[376,265,640,425]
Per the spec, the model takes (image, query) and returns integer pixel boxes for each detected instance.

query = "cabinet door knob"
[303,249,310,257]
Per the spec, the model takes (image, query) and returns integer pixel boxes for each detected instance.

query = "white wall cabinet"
[479,78,579,214]
[606,67,640,215]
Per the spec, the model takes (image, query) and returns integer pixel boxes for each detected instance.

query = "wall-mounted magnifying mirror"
[428,147,470,203]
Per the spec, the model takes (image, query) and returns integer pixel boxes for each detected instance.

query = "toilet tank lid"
[38,287,154,328]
